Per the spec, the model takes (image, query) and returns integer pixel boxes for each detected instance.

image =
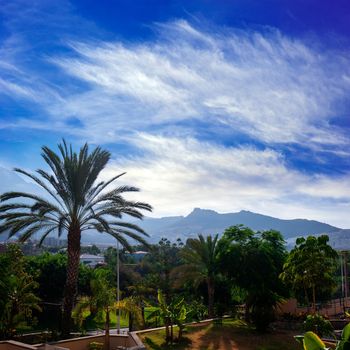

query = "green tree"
[219,225,287,331]
[280,235,338,312]
[0,140,152,336]
[0,245,41,339]
[81,245,101,255]
[174,234,220,318]
[142,238,183,302]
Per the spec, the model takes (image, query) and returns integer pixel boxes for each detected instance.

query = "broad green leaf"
[158,289,165,307]
[303,332,326,350]
[336,340,350,350]
[342,323,350,342]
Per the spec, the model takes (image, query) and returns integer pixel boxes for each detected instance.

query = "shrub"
[303,314,334,338]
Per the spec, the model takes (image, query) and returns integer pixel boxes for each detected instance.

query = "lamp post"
[117,240,120,333]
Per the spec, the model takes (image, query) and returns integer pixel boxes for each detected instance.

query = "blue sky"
[0,0,350,227]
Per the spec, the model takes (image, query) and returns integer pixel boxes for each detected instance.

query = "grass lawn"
[85,306,159,330]
[83,311,129,330]
[140,319,301,350]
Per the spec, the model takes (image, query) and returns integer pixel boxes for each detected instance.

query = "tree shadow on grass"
[198,323,299,350]
[144,336,192,350]
[197,324,238,350]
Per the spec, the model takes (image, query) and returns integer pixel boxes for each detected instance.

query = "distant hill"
[137,208,342,243]
[132,208,350,249]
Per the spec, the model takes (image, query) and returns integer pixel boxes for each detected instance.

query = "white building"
[80,254,105,268]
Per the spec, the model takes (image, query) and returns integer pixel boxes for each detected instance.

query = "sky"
[0,0,350,227]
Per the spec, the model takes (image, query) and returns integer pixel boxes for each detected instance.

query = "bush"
[186,300,207,322]
[303,314,334,338]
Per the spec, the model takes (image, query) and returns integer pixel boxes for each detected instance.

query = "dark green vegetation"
[302,314,334,338]
[0,245,41,339]
[0,140,152,335]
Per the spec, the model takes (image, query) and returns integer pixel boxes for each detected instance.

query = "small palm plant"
[0,140,152,336]
[73,270,116,350]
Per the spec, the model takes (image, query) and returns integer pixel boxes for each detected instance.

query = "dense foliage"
[0,245,41,339]
[0,227,344,341]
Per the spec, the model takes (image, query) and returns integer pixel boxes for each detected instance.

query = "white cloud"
[2,20,350,150]
[44,20,350,147]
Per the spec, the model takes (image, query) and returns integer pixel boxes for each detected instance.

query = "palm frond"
[0,141,152,256]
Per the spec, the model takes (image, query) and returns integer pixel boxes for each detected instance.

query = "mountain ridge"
[138,207,341,239]
[125,208,348,249]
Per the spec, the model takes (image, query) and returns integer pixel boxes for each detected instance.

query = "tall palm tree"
[174,234,220,318]
[0,140,152,336]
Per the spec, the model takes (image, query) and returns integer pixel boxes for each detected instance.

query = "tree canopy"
[219,225,288,331]
[280,235,338,311]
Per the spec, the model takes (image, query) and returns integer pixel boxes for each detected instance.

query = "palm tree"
[0,140,152,336]
[174,234,220,318]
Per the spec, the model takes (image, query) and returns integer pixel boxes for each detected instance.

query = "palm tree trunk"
[312,284,316,314]
[105,308,110,350]
[129,311,134,332]
[62,225,81,337]
[165,318,170,343]
[207,277,215,318]
[141,305,145,327]
[178,326,183,340]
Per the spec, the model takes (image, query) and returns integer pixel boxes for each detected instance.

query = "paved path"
[87,328,129,335]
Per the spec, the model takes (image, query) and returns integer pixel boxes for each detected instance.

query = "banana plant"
[168,297,187,341]
[147,290,188,343]
[337,323,350,350]
[147,290,172,342]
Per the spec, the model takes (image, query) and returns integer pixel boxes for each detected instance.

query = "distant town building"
[126,250,148,262]
[80,254,105,267]
[20,241,43,255]
[43,237,67,247]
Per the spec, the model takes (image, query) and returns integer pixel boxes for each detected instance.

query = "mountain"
[130,208,349,249]
[137,208,340,240]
